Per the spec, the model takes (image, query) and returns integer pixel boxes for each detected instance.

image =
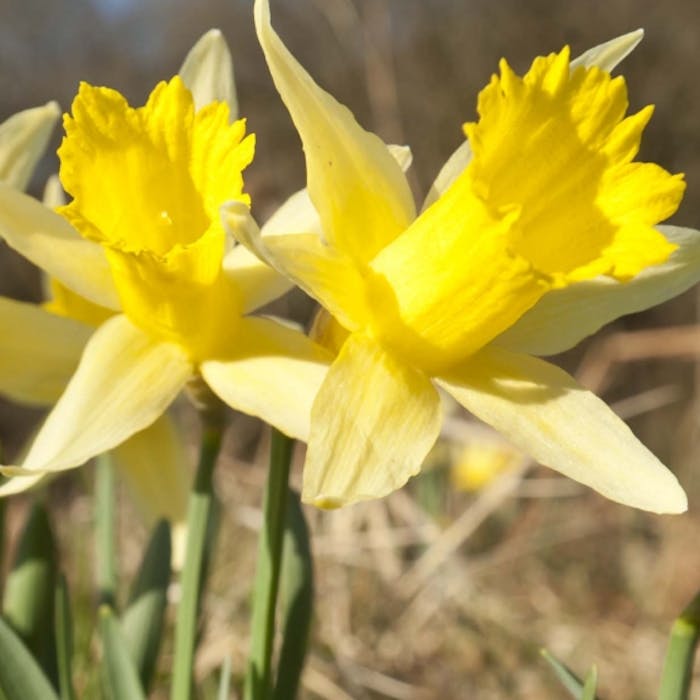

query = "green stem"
[171,409,225,700]
[95,454,117,609]
[244,429,294,700]
[659,591,700,700]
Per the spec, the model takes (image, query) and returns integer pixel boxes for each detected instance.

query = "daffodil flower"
[228,0,698,514]
[0,29,330,490]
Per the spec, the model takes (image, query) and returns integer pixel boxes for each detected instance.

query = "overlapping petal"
[0,102,60,190]
[496,225,700,356]
[254,0,415,264]
[303,333,442,507]
[201,316,331,441]
[439,346,686,514]
[0,183,120,310]
[1,315,192,477]
[179,29,238,117]
[0,297,93,405]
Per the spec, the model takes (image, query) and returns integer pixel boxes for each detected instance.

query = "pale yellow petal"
[179,29,238,118]
[439,346,686,514]
[496,225,700,356]
[0,102,60,191]
[259,188,322,237]
[222,244,293,313]
[0,297,93,405]
[110,413,191,569]
[0,472,48,498]
[303,332,442,508]
[254,0,415,263]
[0,183,120,310]
[201,317,332,441]
[570,29,644,72]
[2,315,192,476]
[422,140,472,211]
[222,200,366,330]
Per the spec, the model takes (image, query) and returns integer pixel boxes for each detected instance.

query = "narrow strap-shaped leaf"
[54,574,77,700]
[121,520,172,691]
[96,454,117,608]
[0,614,59,700]
[244,429,294,700]
[542,650,602,700]
[3,501,58,684]
[581,666,599,700]
[273,489,313,700]
[99,606,146,700]
[659,589,700,700]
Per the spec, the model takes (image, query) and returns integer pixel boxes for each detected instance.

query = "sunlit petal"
[303,332,442,507]
[439,345,687,514]
[0,183,120,310]
[254,0,415,263]
[2,315,192,476]
[223,201,366,331]
[179,29,238,118]
[202,316,331,441]
[0,472,47,498]
[496,225,700,356]
[422,140,472,211]
[0,297,93,405]
[570,29,644,72]
[0,102,60,191]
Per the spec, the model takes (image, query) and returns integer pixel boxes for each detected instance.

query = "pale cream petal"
[179,29,238,118]
[570,29,644,72]
[0,472,47,498]
[42,174,66,208]
[0,102,60,191]
[303,332,442,508]
[201,316,332,441]
[0,297,93,405]
[110,413,191,569]
[0,183,121,310]
[260,188,323,238]
[222,244,293,313]
[2,315,192,476]
[254,0,415,263]
[439,346,687,514]
[496,226,700,356]
[422,140,472,211]
[222,201,365,330]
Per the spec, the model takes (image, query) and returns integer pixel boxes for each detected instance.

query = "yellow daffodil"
[227,1,698,514]
[0,29,331,491]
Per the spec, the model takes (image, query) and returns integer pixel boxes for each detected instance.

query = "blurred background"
[1,0,700,697]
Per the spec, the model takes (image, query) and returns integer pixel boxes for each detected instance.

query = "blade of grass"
[54,574,77,700]
[273,489,313,700]
[217,654,232,700]
[171,404,225,700]
[540,649,586,698]
[659,589,700,700]
[581,666,598,700]
[244,429,294,700]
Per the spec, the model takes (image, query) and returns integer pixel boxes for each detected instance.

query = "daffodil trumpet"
[236,0,700,514]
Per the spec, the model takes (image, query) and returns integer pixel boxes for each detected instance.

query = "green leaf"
[540,649,600,699]
[0,614,59,700]
[99,606,146,700]
[273,489,313,700]
[54,574,77,700]
[121,519,171,691]
[2,502,58,684]
[659,589,700,700]
[581,666,598,700]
